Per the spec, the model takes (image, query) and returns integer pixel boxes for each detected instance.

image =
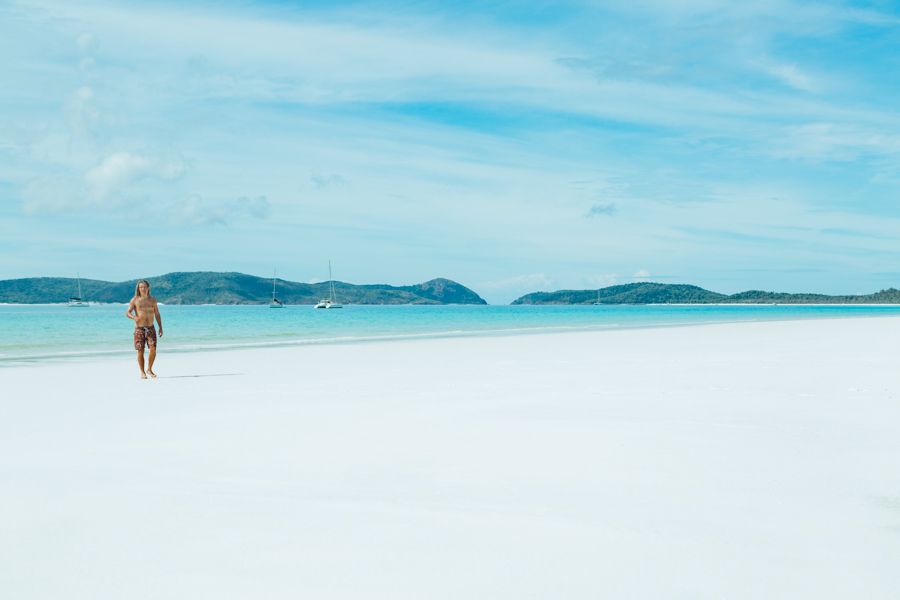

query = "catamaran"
[315,261,343,309]
[68,273,87,307]
[269,269,284,308]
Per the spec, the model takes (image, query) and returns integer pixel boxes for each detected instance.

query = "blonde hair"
[134,279,151,298]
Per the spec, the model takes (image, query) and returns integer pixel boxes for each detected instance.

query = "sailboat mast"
[272,268,277,300]
[328,260,336,302]
[77,272,82,298]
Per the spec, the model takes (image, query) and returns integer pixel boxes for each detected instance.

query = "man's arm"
[155,302,163,337]
[125,298,136,320]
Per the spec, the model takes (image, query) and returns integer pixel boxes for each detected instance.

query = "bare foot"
[148,370,157,379]
[141,372,148,379]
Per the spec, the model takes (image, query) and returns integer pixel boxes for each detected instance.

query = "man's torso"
[133,296,157,327]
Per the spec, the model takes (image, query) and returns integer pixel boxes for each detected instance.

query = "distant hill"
[0,272,488,305]
[512,282,900,305]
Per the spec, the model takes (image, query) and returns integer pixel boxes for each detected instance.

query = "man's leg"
[137,349,146,378]
[147,346,157,378]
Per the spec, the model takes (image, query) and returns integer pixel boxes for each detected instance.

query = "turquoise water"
[2,303,900,365]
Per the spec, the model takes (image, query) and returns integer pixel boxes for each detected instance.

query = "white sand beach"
[2,317,899,599]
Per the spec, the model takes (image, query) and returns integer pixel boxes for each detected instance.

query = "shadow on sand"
[161,373,243,379]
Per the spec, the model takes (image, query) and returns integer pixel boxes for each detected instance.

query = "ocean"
[2,303,900,365]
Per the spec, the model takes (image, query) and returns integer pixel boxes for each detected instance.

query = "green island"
[512,282,900,305]
[0,272,487,305]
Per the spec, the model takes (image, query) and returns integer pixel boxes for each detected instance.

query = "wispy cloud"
[178,194,270,226]
[771,122,900,162]
[753,59,820,93]
[310,173,348,189]
[85,152,185,203]
[585,202,617,218]
[70,86,100,135]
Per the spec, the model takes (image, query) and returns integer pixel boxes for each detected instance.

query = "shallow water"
[2,303,900,364]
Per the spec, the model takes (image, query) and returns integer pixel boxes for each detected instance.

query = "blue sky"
[1,0,899,303]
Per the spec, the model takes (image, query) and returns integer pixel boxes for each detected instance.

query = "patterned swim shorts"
[134,326,157,351]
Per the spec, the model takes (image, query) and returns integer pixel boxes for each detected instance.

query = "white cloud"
[70,86,100,135]
[755,60,819,93]
[771,122,900,162]
[633,269,651,279]
[76,32,94,52]
[177,194,270,226]
[84,152,185,202]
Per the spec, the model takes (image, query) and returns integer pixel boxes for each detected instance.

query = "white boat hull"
[315,301,343,309]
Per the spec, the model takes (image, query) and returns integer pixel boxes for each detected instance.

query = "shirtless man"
[125,279,163,379]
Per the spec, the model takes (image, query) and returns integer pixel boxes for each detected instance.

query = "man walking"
[125,279,163,379]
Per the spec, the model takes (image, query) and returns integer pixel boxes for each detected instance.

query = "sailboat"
[269,269,284,308]
[68,273,88,307]
[593,289,602,305]
[314,261,343,309]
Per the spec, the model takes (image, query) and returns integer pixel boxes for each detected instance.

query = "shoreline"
[5,301,900,307]
[4,311,900,367]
